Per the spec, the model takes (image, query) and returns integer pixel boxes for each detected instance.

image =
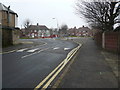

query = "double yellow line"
[34,43,82,90]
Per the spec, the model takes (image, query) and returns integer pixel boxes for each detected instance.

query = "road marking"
[27,48,39,52]
[34,44,82,90]
[16,48,28,52]
[0,50,16,54]
[64,48,70,50]
[1,41,48,54]
[21,47,50,58]
[53,47,60,50]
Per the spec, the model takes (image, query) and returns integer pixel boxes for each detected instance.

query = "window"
[32,33,34,38]
[34,30,37,32]
[46,30,49,32]
[35,34,37,36]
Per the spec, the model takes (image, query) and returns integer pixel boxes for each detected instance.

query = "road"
[2,38,78,88]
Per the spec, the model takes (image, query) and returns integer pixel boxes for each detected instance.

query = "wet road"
[2,38,78,88]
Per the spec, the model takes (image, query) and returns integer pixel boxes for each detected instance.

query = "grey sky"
[1,0,87,29]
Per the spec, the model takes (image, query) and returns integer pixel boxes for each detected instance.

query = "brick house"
[68,26,93,37]
[0,3,19,47]
[21,23,53,38]
[68,27,77,36]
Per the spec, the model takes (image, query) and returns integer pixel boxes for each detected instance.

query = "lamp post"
[52,18,59,32]
[52,18,59,37]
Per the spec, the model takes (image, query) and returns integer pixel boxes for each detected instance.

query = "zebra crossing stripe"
[16,48,28,52]
[53,47,60,50]
[27,48,39,52]
[64,48,70,50]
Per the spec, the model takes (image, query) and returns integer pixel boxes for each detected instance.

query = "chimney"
[37,23,39,26]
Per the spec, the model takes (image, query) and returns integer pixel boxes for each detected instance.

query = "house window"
[15,15,18,27]
[42,30,45,32]
[46,30,49,32]
[83,34,86,36]
[35,34,37,36]
[9,14,12,24]
[32,33,34,38]
[34,30,37,32]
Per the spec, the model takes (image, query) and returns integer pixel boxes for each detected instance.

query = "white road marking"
[64,48,70,50]
[16,48,28,52]
[1,41,48,54]
[21,47,50,58]
[27,48,39,52]
[53,47,60,50]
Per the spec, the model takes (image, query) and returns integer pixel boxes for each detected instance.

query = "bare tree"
[59,24,68,34]
[23,19,32,37]
[75,0,120,31]
[23,19,31,29]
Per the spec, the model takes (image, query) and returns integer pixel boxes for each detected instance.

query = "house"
[68,27,77,36]
[21,23,54,38]
[68,26,93,37]
[76,26,93,36]
[0,3,19,47]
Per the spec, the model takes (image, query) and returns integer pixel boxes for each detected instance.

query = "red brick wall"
[104,32,119,52]
[94,31,120,53]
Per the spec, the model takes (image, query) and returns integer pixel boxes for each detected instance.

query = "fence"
[94,31,120,53]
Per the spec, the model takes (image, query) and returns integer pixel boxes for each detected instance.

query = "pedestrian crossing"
[16,47,71,53]
[27,48,39,52]
[16,48,28,52]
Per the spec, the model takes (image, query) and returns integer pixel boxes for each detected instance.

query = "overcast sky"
[1,0,88,29]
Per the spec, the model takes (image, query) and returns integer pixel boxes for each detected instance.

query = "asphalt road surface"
[2,38,78,88]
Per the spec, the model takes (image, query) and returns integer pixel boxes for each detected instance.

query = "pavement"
[52,37,119,88]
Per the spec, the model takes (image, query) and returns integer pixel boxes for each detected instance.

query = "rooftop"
[0,3,18,16]
[28,25,49,30]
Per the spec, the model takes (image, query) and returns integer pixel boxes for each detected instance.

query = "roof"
[0,3,18,16]
[28,25,49,30]
[78,27,90,31]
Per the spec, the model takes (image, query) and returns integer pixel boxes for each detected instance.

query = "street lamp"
[52,18,59,32]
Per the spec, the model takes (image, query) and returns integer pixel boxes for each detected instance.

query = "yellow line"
[42,45,80,89]
[34,44,82,90]
[34,60,64,90]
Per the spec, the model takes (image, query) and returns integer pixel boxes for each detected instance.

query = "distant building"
[68,26,76,36]
[0,3,20,47]
[21,23,58,38]
[68,26,93,37]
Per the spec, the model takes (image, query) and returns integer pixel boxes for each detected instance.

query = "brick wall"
[94,31,120,53]
[2,29,13,47]
[104,32,119,52]
[12,29,20,44]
